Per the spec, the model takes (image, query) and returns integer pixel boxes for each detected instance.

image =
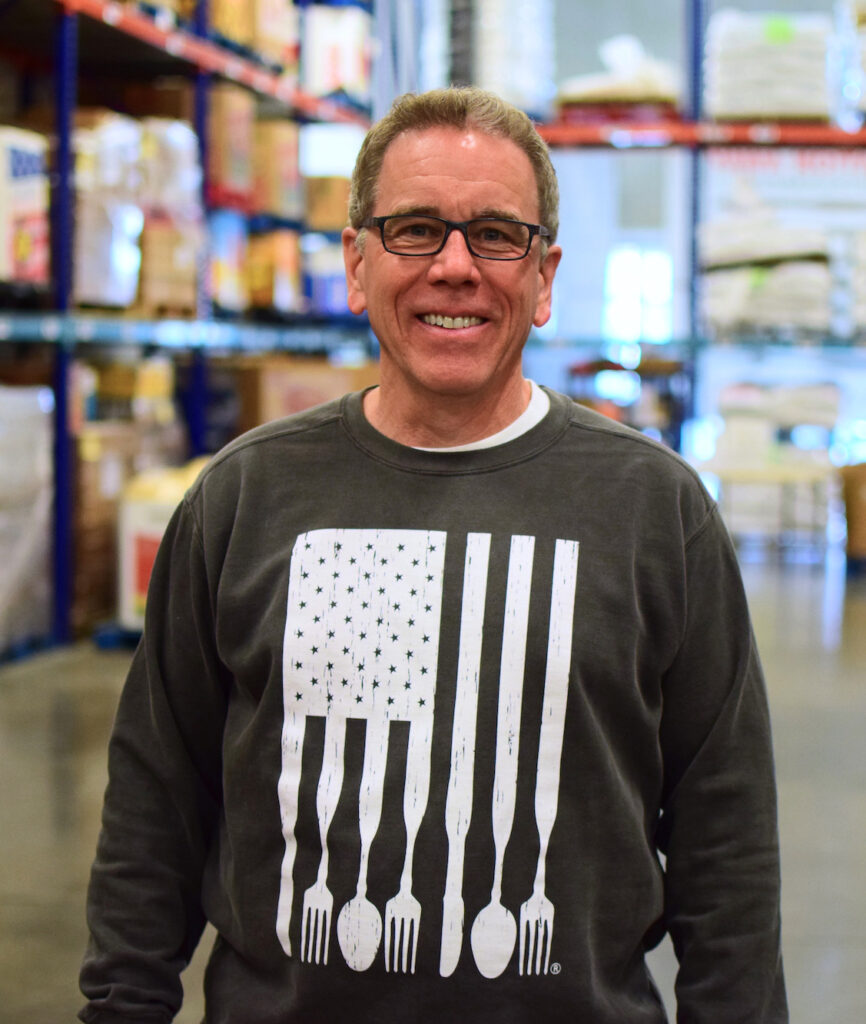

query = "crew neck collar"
[339,385,572,475]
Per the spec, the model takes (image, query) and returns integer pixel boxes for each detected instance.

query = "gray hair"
[348,86,559,252]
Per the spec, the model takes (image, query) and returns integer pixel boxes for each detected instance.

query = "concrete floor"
[1,551,864,1023]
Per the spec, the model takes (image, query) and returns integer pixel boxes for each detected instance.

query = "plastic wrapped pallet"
[0,385,53,656]
[556,34,682,119]
[703,261,834,334]
[698,215,830,269]
[301,4,372,107]
[704,9,834,121]
[73,112,144,308]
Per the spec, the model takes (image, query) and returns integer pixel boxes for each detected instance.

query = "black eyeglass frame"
[362,215,551,261]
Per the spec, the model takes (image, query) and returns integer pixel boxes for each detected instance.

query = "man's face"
[342,126,561,404]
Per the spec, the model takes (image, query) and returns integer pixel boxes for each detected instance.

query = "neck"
[363,377,532,448]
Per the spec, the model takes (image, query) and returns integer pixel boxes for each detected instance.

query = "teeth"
[422,314,483,329]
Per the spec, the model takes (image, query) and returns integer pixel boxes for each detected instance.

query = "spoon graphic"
[470,535,534,979]
[337,714,388,971]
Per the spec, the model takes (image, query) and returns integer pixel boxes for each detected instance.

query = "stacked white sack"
[704,9,833,120]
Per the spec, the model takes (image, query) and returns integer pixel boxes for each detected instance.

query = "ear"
[342,227,368,315]
[532,244,562,328]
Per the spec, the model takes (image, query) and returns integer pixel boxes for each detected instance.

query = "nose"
[428,225,481,284]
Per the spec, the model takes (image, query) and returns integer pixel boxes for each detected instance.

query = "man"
[80,87,787,1023]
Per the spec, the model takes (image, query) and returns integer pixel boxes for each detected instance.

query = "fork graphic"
[300,714,346,964]
[384,717,432,973]
[519,539,579,976]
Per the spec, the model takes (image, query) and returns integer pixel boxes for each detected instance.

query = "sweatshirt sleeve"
[656,507,788,1023]
[79,496,228,1023]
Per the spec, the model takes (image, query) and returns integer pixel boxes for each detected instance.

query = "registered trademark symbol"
[550,962,562,975]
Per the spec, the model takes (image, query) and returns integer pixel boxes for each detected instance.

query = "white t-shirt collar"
[413,380,550,452]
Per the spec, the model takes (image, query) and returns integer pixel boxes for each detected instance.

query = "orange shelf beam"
[538,119,866,149]
[54,0,369,125]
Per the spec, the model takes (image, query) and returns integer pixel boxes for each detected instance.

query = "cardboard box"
[252,121,303,220]
[247,230,303,314]
[304,176,351,232]
[0,127,50,285]
[841,463,866,558]
[228,355,379,434]
[252,0,300,69]
[137,215,202,316]
[210,0,253,47]
[118,459,208,631]
[207,84,255,204]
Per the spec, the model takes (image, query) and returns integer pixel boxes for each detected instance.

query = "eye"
[390,217,437,238]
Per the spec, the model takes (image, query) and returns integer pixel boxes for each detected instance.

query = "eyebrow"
[384,204,526,222]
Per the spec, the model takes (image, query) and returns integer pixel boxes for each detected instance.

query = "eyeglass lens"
[381,216,531,259]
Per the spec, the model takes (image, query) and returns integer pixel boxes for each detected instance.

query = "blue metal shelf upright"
[51,4,78,644]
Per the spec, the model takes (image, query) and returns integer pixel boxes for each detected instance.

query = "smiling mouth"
[421,314,484,329]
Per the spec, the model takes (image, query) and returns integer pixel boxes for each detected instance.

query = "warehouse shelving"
[0,0,374,649]
[4,0,866,653]
[535,0,866,563]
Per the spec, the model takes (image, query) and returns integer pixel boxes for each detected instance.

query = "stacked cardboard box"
[247,230,303,314]
[72,418,186,633]
[137,216,202,317]
[841,463,866,560]
[228,354,379,435]
[253,121,304,221]
[210,0,254,48]
[252,0,300,70]
[207,83,255,207]
[118,457,209,631]
[304,176,351,232]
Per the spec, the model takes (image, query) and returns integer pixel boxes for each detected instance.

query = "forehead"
[375,126,539,220]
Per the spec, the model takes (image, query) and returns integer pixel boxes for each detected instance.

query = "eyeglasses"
[363,214,550,261]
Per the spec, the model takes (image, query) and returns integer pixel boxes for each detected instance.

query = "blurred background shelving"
[3,0,866,660]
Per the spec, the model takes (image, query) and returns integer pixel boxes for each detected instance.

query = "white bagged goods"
[0,386,54,654]
[705,9,834,120]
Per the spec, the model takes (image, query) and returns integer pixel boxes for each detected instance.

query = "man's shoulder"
[189,394,351,494]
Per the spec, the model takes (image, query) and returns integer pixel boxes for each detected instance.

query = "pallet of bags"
[73,111,144,309]
[699,209,833,337]
[704,9,834,121]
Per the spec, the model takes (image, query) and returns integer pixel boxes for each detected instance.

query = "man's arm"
[79,499,228,1023]
[657,508,787,1023]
